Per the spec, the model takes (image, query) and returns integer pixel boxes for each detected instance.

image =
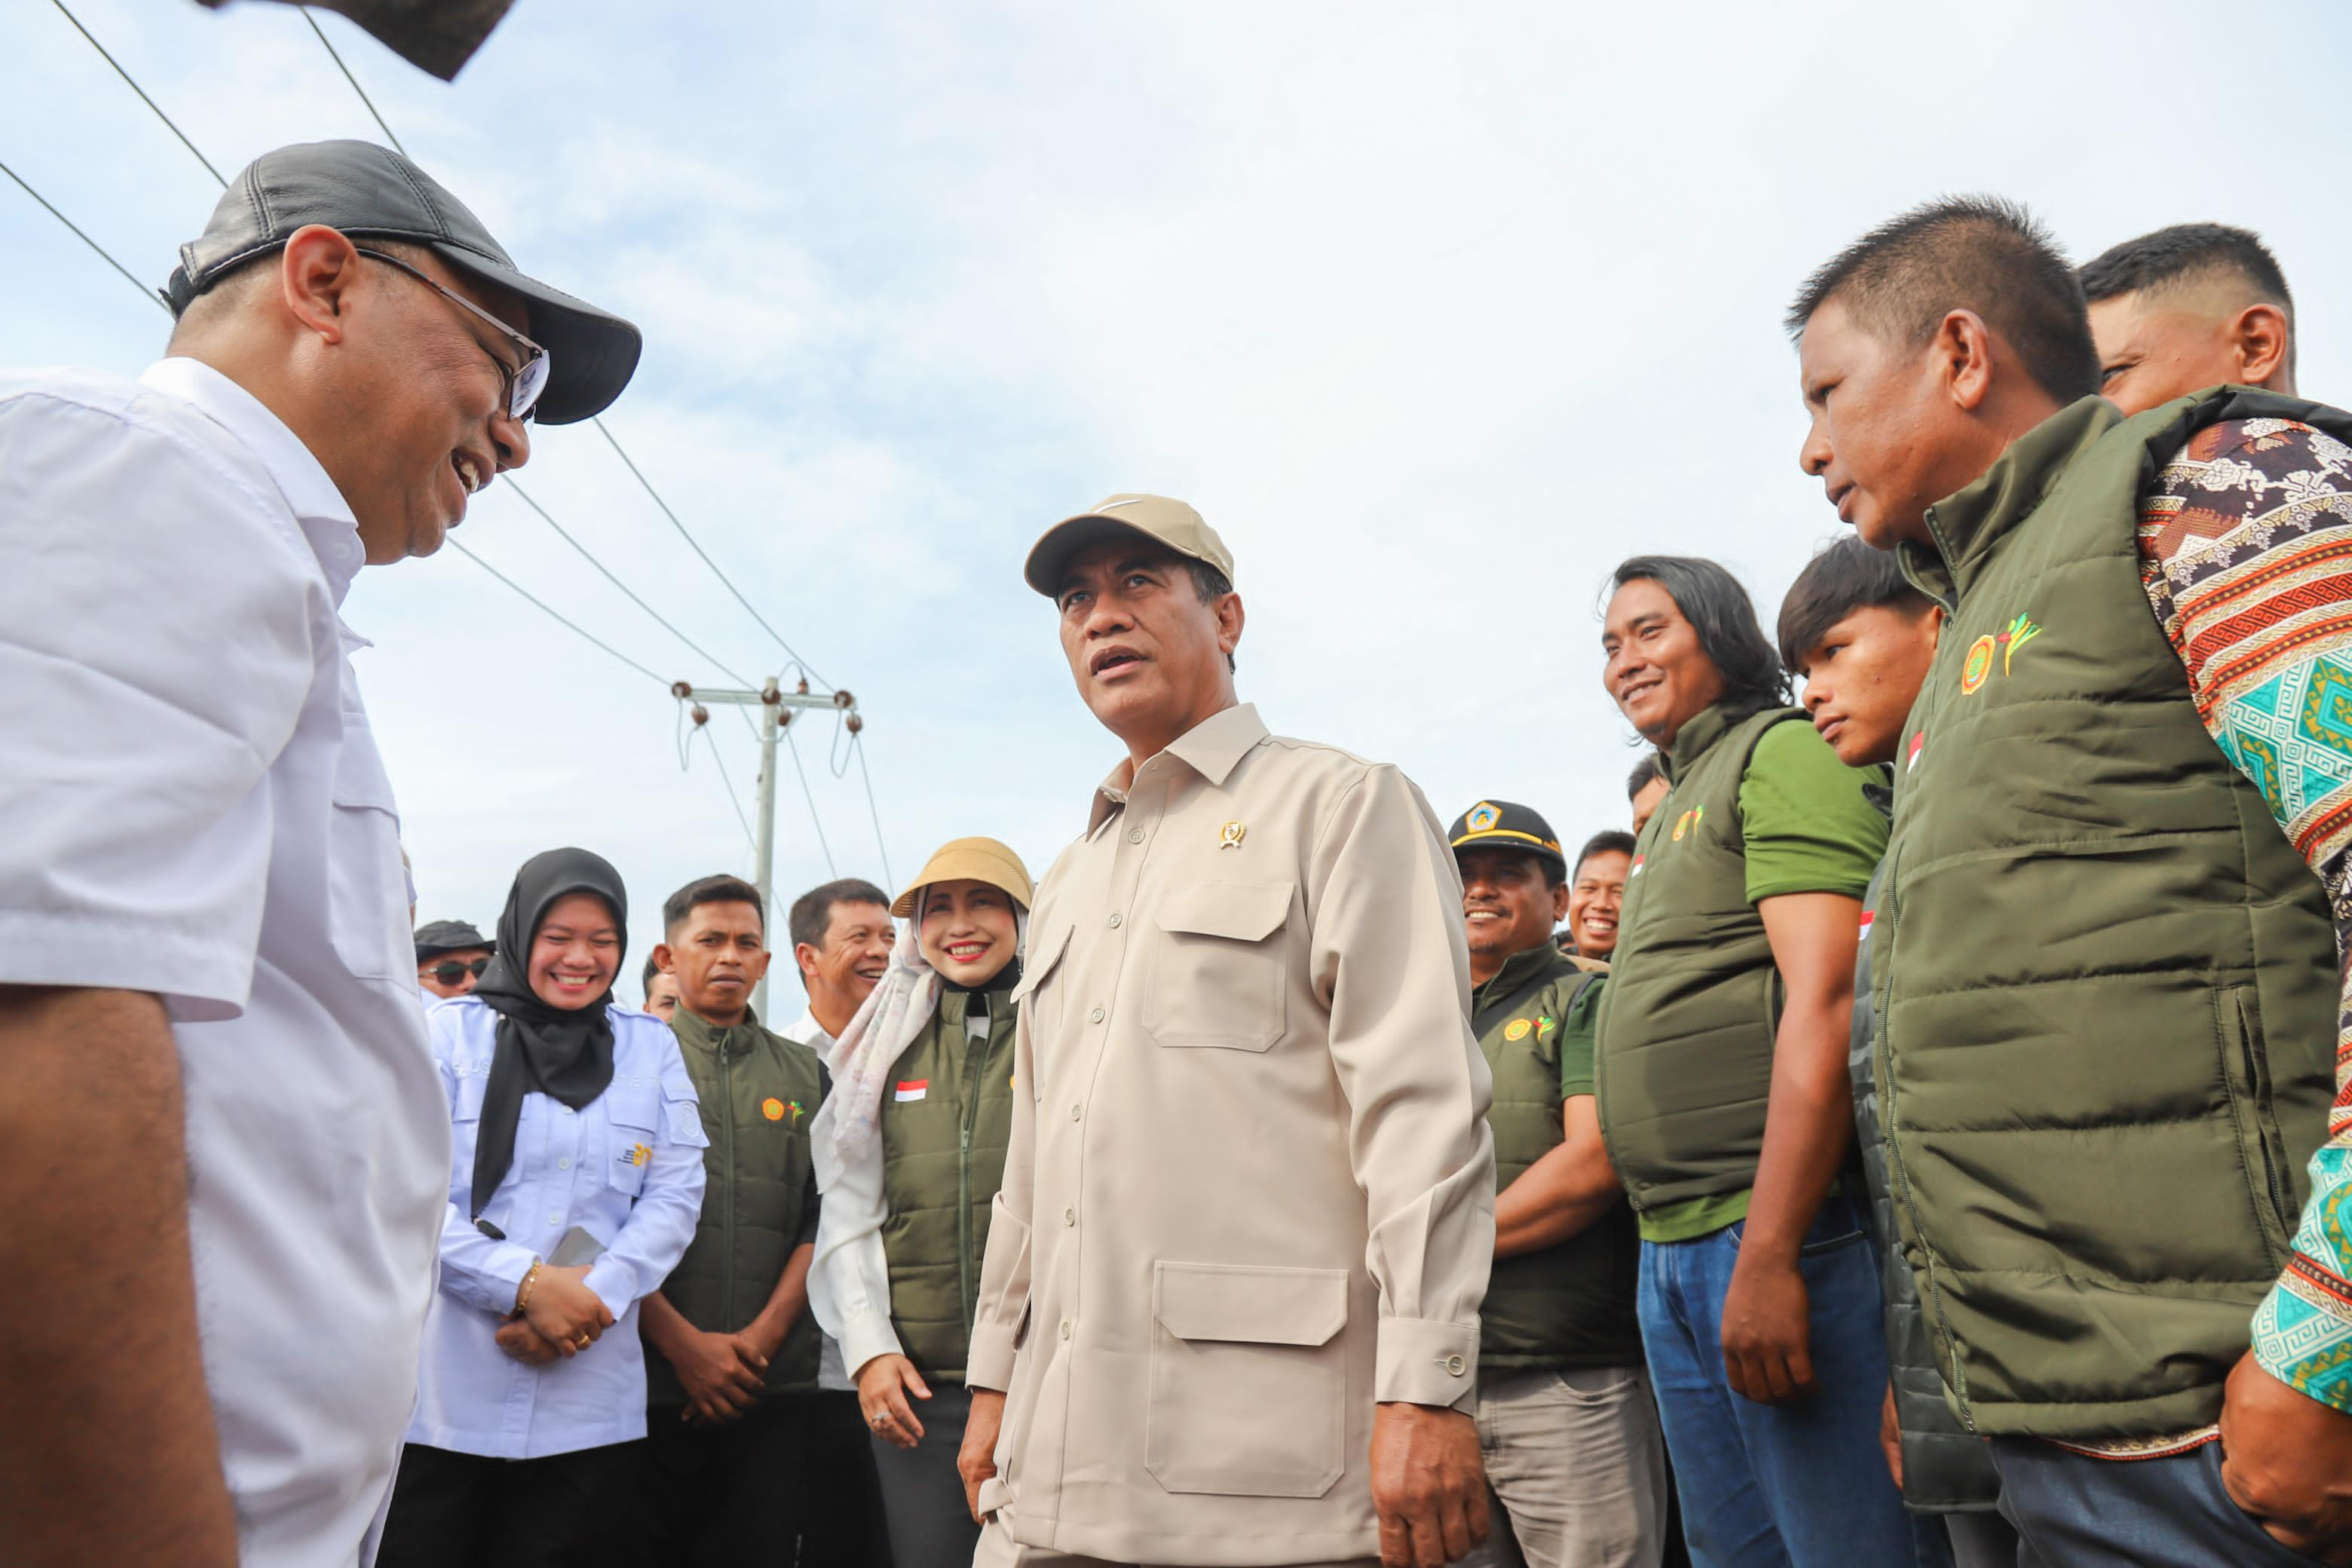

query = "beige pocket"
[1146,1260,1347,1498]
[1144,882,1292,1052]
[1010,920,1073,1065]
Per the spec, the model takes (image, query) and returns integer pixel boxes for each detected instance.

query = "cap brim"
[1450,834,1567,870]
[1023,515,1181,598]
[430,244,642,426]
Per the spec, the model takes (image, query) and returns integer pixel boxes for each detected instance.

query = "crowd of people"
[3,130,2350,1568]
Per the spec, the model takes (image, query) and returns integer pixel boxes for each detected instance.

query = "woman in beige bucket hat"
[807,837,1034,1568]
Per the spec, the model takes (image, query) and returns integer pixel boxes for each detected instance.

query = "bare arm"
[746,1241,814,1358]
[1722,892,1861,1404]
[0,985,237,1567]
[1493,1096,1623,1258]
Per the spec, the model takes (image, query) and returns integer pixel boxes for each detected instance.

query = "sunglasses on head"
[424,957,492,985]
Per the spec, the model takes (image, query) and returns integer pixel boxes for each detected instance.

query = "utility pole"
[674,678,864,1017]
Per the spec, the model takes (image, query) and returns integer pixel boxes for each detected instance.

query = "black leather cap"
[414,918,495,960]
[162,139,640,425]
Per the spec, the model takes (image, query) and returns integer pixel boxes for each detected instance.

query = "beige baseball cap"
[1021,493,1236,598]
[891,836,1035,917]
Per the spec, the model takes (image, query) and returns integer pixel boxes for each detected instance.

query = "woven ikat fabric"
[2142,416,2352,1415]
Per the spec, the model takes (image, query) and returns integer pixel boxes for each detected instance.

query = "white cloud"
[8,0,2351,974]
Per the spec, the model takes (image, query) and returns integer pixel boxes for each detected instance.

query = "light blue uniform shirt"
[408,996,708,1458]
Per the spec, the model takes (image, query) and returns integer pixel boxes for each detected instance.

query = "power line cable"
[42,14,764,703]
[298,8,408,155]
[0,157,170,312]
[49,0,227,185]
[446,538,669,686]
[700,724,758,850]
[589,418,832,691]
[504,481,755,686]
[783,727,838,877]
[852,731,894,888]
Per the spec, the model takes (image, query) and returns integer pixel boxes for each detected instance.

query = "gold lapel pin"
[1219,821,1247,850]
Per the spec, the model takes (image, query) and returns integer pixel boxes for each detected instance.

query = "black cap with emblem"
[161,139,640,425]
[1447,798,1567,877]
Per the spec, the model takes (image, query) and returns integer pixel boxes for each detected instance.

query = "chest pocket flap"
[1147,882,1294,1052]
[1010,920,1072,1006]
[327,720,409,984]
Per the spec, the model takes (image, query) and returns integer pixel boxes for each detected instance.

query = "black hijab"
[467,847,629,1220]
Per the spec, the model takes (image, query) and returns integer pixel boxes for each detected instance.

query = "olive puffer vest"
[1595,704,1809,1211]
[877,988,1018,1383]
[1474,945,1641,1371]
[649,1006,827,1404]
[1878,390,2340,1441]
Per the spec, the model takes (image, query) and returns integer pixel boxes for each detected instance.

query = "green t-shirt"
[1557,970,1603,1098]
[1637,720,1888,1243]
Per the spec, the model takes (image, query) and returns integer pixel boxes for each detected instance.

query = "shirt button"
[1070,1104,1083,1122]
[547,1212,561,1227]
[1064,1207,1076,1226]
[1060,1320,1072,1340]
[1444,1353,1467,1377]
[1129,828,1145,844]
[1107,914,1122,929]
[563,1106,576,1116]
[1089,1006,1104,1024]
[558,1157,571,1171]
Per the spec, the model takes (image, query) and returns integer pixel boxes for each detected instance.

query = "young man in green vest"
[1789,195,2352,1564]
[635,874,828,1564]
[1451,800,1661,1568]
[1593,555,1912,1566]
[2080,222,2297,418]
[1778,537,2018,1568]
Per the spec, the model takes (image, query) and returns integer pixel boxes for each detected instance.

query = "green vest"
[1595,703,1808,1211]
[648,1005,827,1404]
[1878,390,2340,1440]
[877,987,1018,1383]
[1473,945,1641,1371]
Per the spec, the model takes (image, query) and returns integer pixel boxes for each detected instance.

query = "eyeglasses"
[424,957,492,985]
[355,247,550,423]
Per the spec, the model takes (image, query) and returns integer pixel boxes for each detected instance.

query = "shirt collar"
[1088,703,1268,832]
[139,357,366,604]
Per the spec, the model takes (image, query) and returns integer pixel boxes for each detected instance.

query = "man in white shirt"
[0,139,639,1568]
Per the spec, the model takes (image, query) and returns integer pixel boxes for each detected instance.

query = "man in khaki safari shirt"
[956,495,1499,1568]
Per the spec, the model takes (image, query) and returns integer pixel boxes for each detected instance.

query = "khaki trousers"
[972,1517,1376,1568]
[1457,1365,1666,1568]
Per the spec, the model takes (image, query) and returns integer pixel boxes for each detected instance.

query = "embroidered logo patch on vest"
[1504,1018,1533,1041]
[762,1096,786,1121]
[1671,805,1704,842]
[1962,635,1996,694]
[1907,731,1927,771]
[895,1080,929,1102]
[1963,615,2043,695]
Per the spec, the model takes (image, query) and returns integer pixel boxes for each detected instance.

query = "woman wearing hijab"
[809,836,1033,1568]
[378,848,709,1568]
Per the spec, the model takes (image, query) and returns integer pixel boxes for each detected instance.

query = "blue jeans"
[1636,1193,1919,1567]
[1990,1437,2323,1566]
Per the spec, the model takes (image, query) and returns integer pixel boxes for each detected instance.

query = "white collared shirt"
[782,1000,856,1390]
[411,998,706,1458]
[0,359,449,1566]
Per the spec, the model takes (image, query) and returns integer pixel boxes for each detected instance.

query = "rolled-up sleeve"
[0,394,319,1019]
[1308,764,1495,1410]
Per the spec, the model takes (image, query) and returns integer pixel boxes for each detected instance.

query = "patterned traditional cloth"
[2138,416,2352,1438]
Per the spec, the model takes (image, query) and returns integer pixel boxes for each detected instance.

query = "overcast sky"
[9,0,2350,994]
